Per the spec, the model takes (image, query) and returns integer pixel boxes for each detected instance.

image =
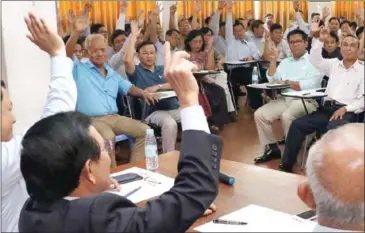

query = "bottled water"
[145,129,159,172]
[252,66,259,84]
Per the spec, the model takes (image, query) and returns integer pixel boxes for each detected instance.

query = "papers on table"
[195,205,316,232]
[156,91,177,100]
[109,167,175,203]
[282,88,327,98]
[248,83,289,90]
[193,70,220,75]
[225,60,258,65]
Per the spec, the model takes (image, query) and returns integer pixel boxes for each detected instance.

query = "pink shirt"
[188,51,208,70]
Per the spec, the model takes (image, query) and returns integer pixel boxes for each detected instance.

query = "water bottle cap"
[228,177,235,185]
[146,128,154,134]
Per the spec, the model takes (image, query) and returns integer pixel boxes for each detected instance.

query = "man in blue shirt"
[66,19,158,167]
[125,22,181,153]
[254,29,322,164]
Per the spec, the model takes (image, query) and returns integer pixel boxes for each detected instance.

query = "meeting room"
[1,0,364,232]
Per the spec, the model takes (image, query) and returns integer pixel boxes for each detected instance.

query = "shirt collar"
[86,60,114,75]
[288,52,309,62]
[338,60,363,71]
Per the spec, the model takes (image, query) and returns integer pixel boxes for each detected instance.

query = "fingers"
[209,203,217,211]
[29,13,41,36]
[203,208,213,216]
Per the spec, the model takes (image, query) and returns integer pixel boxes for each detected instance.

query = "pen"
[123,186,142,198]
[302,92,311,96]
[213,219,247,225]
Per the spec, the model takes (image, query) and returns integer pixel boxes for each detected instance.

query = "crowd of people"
[1,0,364,232]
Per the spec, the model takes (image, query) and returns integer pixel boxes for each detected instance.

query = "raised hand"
[218,1,227,11]
[84,2,92,14]
[194,1,201,13]
[293,0,300,12]
[131,20,142,36]
[25,12,65,57]
[354,6,362,18]
[170,4,177,15]
[164,42,199,109]
[137,10,145,27]
[269,45,278,62]
[73,15,89,32]
[226,0,235,12]
[120,0,128,14]
[319,27,330,42]
[322,6,330,19]
[246,10,253,20]
[67,9,75,25]
[311,21,320,33]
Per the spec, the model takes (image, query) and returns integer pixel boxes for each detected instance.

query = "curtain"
[334,1,364,20]
[58,1,157,35]
[176,1,255,27]
[259,0,308,30]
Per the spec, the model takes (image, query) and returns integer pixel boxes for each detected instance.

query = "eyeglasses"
[289,40,305,45]
[104,139,113,155]
[136,171,162,187]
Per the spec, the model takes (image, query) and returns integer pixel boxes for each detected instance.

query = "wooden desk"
[111,151,309,231]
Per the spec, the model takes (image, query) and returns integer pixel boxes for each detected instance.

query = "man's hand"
[25,12,65,57]
[131,20,142,36]
[330,107,347,121]
[137,10,145,27]
[203,203,217,216]
[246,10,253,20]
[67,9,75,25]
[194,1,201,13]
[218,1,227,11]
[73,15,89,32]
[145,85,160,93]
[142,91,159,105]
[108,178,121,191]
[319,27,330,43]
[293,0,300,12]
[226,0,235,12]
[164,42,199,109]
[120,0,128,14]
[268,45,279,62]
[170,4,177,15]
[322,6,330,19]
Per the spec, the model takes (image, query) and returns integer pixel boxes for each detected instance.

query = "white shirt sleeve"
[2,53,77,194]
[180,105,210,134]
[309,38,337,78]
[116,13,126,31]
[225,12,235,61]
[295,12,310,35]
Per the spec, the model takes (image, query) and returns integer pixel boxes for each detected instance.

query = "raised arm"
[116,1,128,30]
[225,1,235,61]
[293,1,310,34]
[191,2,201,30]
[205,38,216,70]
[354,7,364,28]
[169,4,178,30]
[209,2,224,37]
[66,15,89,59]
[146,8,159,44]
[124,21,141,75]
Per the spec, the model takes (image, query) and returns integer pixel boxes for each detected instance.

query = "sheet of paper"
[225,60,257,65]
[282,89,327,98]
[156,91,177,100]
[109,167,175,203]
[194,205,316,232]
[247,83,269,89]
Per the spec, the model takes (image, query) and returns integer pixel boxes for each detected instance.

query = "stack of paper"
[156,91,177,100]
[109,167,175,203]
[195,205,316,232]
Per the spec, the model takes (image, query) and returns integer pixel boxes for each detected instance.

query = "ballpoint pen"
[213,219,247,225]
[123,186,142,198]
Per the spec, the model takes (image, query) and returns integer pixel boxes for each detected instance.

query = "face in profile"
[340,36,359,61]
[88,37,108,67]
[138,44,157,67]
[97,26,109,40]
[1,87,16,142]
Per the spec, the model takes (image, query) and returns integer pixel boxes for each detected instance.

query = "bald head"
[304,123,364,229]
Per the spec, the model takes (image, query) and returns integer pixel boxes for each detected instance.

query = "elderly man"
[66,16,157,167]
[1,13,77,232]
[298,123,364,232]
[18,42,221,233]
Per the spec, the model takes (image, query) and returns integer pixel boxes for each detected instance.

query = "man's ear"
[82,159,96,185]
[297,179,317,210]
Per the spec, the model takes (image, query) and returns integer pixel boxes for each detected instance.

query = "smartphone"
[297,210,316,220]
[113,173,143,184]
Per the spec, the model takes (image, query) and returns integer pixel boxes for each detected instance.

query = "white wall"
[308,1,335,20]
[2,1,57,134]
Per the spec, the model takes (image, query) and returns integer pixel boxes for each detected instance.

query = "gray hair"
[84,34,107,50]
[306,123,364,226]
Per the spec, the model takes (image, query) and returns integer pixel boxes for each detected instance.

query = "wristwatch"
[158,84,162,90]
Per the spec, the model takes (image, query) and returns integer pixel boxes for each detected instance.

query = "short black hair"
[201,27,214,36]
[356,26,364,38]
[124,23,131,36]
[251,20,264,32]
[219,21,226,28]
[1,80,5,101]
[111,30,126,44]
[236,17,244,21]
[188,16,193,23]
[233,21,245,30]
[311,13,320,19]
[205,16,211,25]
[265,14,273,18]
[62,35,71,45]
[20,111,101,202]
[270,23,282,33]
[350,21,357,30]
[90,23,105,34]
[77,36,86,47]
[166,29,180,37]
[328,31,340,43]
[247,19,254,28]
[287,29,308,42]
[340,20,351,28]
[329,17,340,25]
[341,34,360,48]
[185,30,205,52]
[136,41,157,53]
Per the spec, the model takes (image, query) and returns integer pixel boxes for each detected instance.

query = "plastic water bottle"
[252,66,259,84]
[145,129,159,172]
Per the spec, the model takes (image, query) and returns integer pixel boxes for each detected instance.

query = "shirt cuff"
[345,105,356,112]
[51,55,74,79]
[180,105,210,134]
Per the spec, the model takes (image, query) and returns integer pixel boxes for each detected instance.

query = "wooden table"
[111,151,309,231]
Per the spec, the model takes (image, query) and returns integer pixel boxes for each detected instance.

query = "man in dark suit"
[18,18,222,233]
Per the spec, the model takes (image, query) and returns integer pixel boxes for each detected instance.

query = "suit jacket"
[19,130,223,233]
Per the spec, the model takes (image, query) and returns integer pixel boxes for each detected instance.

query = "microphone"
[219,172,235,185]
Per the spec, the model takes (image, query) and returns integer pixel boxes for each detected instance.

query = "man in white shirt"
[280,26,364,173]
[264,13,274,34]
[263,24,291,62]
[247,20,266,58]
[298,123,364,232]
[1,13,77,232]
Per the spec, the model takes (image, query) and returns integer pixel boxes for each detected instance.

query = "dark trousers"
[281,105,356,169]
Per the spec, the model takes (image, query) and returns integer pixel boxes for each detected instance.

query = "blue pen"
[124,186,142,198]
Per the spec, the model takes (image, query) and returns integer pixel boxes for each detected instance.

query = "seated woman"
[184,30,230,130]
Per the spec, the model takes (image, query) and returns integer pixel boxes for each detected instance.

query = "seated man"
[125,22,180,153]
[254,29,322,164]
[262,23,291,63]
[90,23,115,59]
[66,18,157,167]
[298,123,364,232]
[18,46,221,232]
[279,29,364,172]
